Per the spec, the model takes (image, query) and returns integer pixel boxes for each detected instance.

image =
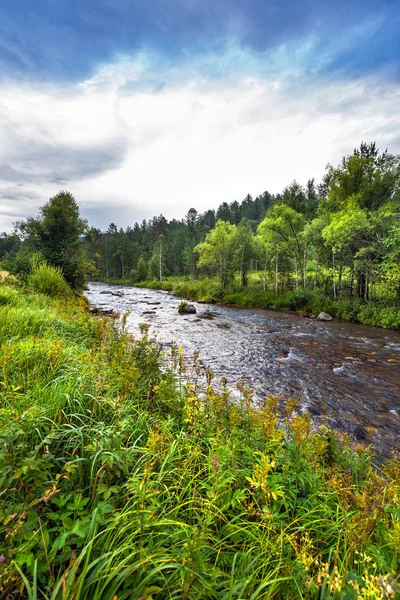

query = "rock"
[100,290,113,295]
[353,424,367,441]
[316,312,333,321]
[179,303,197,315]
[90,306,115,315]
[198,311,218,320]
[143,301,161,305]
[142,311,156,315]
[112,291,124,297]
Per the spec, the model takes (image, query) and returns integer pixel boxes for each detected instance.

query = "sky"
[0,0,399,231]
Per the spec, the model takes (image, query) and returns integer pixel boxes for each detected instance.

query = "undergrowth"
[1,285,399,599]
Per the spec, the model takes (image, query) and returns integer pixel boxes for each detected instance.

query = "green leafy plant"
[27,262,73,298]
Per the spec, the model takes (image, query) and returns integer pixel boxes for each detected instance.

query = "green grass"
[1,284,400,598]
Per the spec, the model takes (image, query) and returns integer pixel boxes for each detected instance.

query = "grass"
[1,283,400,598]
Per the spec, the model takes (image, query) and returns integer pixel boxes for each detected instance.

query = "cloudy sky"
[0,0,399,231]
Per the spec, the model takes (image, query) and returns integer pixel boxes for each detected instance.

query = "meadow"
[1,281,400,598]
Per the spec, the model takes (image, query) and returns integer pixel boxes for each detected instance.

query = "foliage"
[195,220,238,288]
[1,286,400,598]
[27,262,73,298]
[177,300,188,313]
[17,191,88,291]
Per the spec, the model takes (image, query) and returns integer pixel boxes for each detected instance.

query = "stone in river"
[100,290,113,294]
[198,311,218,320]
[179,303,197,314]
[316,312,333,321]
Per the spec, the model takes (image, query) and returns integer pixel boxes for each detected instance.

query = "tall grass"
[1,284,399,598]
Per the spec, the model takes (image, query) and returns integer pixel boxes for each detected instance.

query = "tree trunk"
[332,250,336,299]
[159,245,163,283]
[356,272,366,299]
[240,247,244,286]
[275,254,279,294]
[104,237,109,279]
[295,257,299,291]
[314,262,319,292]
[263,259,267,291]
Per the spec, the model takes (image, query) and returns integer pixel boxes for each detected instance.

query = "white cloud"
[0,54,399,231]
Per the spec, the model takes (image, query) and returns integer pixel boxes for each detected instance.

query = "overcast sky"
[0,0,399,231]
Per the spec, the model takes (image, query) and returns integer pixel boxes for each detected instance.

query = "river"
[86,282,400,458]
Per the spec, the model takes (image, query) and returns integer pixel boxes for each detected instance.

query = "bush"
[178,300,188,314]
[287,290,313,310]
[28,263,73,298]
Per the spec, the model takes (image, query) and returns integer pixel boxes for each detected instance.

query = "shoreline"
[89,277,400,330]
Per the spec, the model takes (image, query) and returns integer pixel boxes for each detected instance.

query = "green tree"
[258,204,305,291]
[21,191,87,290]
[194,220,237,287]
[132,256,148,282]
[233,219,255,287]
[148,235,166,282]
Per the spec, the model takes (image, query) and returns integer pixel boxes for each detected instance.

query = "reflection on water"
[86,282,400,458]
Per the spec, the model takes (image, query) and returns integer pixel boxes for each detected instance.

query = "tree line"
[1,142,399,302]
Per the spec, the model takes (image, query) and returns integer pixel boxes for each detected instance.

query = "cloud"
[0,0,398,82]
[0,138,128,185]
[1,51,399,231]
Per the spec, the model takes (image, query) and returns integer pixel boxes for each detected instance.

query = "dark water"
[86,282,400,458]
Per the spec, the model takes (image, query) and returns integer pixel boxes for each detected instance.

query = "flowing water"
[86,282,400,458]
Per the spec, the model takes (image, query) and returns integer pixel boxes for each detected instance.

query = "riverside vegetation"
[2,142,400,329]
[1,144,400,597]
[1,267,400,599]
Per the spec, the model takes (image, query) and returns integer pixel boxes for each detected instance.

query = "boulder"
[316,312,333,321]
[179,303,197,315]
[112,291,124,297]
[100,290,113,295]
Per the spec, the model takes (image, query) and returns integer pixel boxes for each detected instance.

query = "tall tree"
[21,191,87,290]
[195,220,237,288]
[234,219,255,287]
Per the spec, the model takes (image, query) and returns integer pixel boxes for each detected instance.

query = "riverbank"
[1,283,400,598]
[97,275,400,329]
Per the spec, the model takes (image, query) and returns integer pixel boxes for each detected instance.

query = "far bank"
[92,275,400,330]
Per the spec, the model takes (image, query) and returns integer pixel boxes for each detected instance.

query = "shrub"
[28,263,72,298]
[287,290,313,310]
[178,300,188,314]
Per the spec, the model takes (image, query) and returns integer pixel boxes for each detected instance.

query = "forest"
[1,142,400,328]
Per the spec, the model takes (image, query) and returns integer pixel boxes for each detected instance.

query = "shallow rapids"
[86,282,400,458]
